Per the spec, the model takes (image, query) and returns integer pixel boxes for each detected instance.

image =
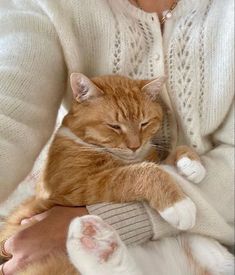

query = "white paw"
[67,215,120,263]
[177,157,206,184]
[159,197,196,230]
[67,216,141,275]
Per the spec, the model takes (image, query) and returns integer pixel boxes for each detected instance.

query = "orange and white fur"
[0,74,233,275]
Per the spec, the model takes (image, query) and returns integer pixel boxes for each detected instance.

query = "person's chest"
[49,0,165,79]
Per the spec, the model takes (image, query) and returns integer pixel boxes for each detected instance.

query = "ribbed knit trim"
[87,202,153,245]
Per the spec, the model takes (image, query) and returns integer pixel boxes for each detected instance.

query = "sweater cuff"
[87,202,153,245]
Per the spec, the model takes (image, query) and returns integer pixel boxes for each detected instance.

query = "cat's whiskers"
[150,143,170,151]
[108,142,152,162]
[77,145,107,153]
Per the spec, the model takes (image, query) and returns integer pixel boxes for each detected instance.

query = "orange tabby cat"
[0,74,200,274]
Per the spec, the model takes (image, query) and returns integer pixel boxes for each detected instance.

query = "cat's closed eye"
[140,121,149,128]
[107,124,121,131]
[140,116,161,129]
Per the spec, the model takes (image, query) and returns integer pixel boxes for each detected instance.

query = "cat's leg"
[188,234,235,275]
[67,215,142,275]
[167,145,206,184]
[63,162,196,230]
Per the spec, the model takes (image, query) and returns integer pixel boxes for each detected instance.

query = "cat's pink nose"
[128,144,140,152]
[126,135,141,152]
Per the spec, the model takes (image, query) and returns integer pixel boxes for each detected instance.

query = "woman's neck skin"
[129,0,175,14]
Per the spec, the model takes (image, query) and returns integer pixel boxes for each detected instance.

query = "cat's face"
[65,74,165,161]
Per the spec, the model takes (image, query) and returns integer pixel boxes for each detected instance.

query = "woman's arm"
[87,203,153,245]
[0,0,66,202]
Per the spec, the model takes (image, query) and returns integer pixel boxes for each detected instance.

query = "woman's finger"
[21,211,48,225]
[0,239,12,260]
[1,257,26,275]
[3,238,14,257]
[0,264,5,275]
[1,259,16,275]
[0,264,4,275]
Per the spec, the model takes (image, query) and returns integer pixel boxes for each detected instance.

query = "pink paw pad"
[72,216,119,262]
[80,221,97,249]
[100,242,118,262]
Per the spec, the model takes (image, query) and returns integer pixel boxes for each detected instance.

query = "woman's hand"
[0,206,88,275]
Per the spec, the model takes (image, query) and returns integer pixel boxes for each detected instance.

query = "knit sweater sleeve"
[88,101,235,246]
[0,1,66,202]
[198,101,234,224]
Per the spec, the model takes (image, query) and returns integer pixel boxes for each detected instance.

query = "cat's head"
[64,73,166,161]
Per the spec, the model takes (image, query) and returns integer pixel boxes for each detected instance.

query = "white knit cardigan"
[0,0,234,246]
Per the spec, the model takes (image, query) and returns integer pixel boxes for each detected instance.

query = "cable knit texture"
[0,0,234,246]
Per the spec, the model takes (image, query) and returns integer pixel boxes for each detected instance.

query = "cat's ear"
[141,76,167,101]
[70,73,103,102]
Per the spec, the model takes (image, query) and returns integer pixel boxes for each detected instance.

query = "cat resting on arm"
[0,74,233,275]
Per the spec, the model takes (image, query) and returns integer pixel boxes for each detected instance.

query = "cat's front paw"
[159,197,196,230]
[176,157,206,184]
